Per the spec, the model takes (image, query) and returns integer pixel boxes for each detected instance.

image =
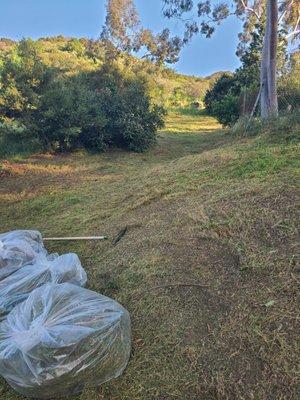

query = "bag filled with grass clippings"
[0,230,51,281]
[0,282,131,399]
[0,253,87,321]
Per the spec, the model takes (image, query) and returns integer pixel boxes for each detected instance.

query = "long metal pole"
[43,236,108,241]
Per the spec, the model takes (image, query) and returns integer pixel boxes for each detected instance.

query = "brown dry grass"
[0,112,299,400]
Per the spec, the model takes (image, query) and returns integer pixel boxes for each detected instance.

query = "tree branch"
[286,13,300,38]
[207,12,236,24]
[286,29,300,39]
[278,0,294,24]
[239,0,261,20]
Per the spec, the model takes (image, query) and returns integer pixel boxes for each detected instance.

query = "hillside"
[0,110,298,399]
[0,37,223,109]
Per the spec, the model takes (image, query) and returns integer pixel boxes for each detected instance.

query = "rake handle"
[43,236,108,241]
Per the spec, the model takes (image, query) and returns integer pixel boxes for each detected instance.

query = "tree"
[101,0,141,52]
[260,0,278,117]
[101,0,182,64]
[161,0,299,118]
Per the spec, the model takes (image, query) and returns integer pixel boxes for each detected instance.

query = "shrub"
[28,79,107,152]
[100,77,165,152]
[26,65,165,153]
[62,39,85,57]
[204,73,235,114]
[117,104,165,152]
[0,119,28,138]
[211,94,239,126]
[0,39,53,120]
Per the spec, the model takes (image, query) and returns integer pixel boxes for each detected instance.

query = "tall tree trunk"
[260,0,278,118]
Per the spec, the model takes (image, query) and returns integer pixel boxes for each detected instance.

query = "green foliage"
[203,29,263,126]
[0,38,166,154]
[1,36,215,113]
[204,73,235,114]
[204,31,298,127]
[89,65,166,152]
[101,0,141,52]
[162,0,298,59]
[0,118,28,138]
[211,94,239,126]
[0,36,217,157]
[28,69,165,153]
[62,39,85,56]
[0,39,53,119]
[101,0,182,64]
[28,78,107,152]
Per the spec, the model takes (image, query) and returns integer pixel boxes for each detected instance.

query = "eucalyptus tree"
[101,0,182,64]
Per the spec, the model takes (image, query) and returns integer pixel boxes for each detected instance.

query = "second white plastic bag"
[0,253,87,320]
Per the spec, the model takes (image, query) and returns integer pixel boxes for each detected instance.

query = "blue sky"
[0,0,242,77]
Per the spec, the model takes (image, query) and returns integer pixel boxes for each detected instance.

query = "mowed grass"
[0,111,299,399]
[162,108,222,133]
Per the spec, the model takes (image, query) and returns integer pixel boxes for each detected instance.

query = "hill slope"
[0,111,299,399]
[0,36,223,109]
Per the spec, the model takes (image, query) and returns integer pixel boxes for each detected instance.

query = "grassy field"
[0,111,299,399]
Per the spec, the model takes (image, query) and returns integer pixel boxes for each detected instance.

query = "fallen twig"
[112,227,128,245]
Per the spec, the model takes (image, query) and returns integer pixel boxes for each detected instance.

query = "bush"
[118,104,165,152]
[62,39,85,57]
[99,76,165,152]
[28,79,107,152]
[0,119,28,138]
[25,65,165,153]
[204,73,235,114]
[0,39,53,120]
[211,94,239,126]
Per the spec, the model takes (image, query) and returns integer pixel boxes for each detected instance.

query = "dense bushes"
[0,39,165,154]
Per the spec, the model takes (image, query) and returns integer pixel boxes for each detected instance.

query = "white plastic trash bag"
[0,230,50,280]
[0,253,87,321]
[0,282,131,399]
